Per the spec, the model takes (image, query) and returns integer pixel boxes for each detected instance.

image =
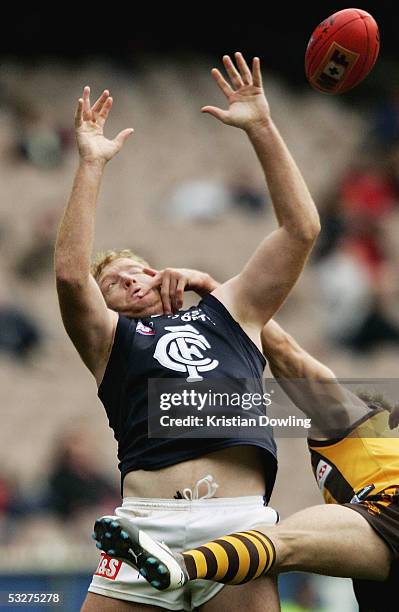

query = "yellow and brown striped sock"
[182,530,276,584]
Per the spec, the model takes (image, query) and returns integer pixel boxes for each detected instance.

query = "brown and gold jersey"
[308,410,399,504]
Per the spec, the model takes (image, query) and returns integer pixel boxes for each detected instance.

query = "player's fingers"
[252,57,262,88]
[175,277,186,311]
[170,276,180,313]
[82,86,92,121]
[137,272,161,296]
[92,89,110,113]
[160,274,172,314]
[235,52,252,85]
[210,68,233,98]
[223,55,244,89]
[75,98,84,127]
[98,96,113,124]
[143,267,159,278]
[201,105,230,124]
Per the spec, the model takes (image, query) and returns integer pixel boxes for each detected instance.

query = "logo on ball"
[312,42,359,92]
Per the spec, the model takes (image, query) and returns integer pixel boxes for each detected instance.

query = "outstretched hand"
[202,52,270,131]
[75,86,134,164]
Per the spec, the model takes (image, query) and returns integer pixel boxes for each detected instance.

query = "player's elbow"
[296,218,321,244]
[286,201,321,244]
[318,366,336,381]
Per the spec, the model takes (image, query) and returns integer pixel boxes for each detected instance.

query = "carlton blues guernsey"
[98,294,277,499]
[308,408,399,505]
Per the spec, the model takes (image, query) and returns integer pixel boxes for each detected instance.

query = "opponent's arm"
[54,87,134,381]
[262,320,369,436]
[207,53,320,331]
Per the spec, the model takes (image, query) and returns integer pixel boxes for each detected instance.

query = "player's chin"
[126,295,158,318]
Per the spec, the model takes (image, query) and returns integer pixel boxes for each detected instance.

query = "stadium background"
[1,3,398,610]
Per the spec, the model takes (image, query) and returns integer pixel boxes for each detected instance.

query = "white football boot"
[92,515,188,591]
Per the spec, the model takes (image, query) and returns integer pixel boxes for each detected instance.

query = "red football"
[305,8,380,94]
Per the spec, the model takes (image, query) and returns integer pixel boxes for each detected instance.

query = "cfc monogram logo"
[154,324,219,381]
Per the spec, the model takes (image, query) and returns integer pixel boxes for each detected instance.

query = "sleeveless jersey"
[98,294,277,498]
[308,409,399,504]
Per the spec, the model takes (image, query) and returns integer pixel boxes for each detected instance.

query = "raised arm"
[207,53,320,334]
[54,87,134,382]
[261,320,369,437]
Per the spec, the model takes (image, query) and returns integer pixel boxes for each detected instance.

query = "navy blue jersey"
[98,294,277,499]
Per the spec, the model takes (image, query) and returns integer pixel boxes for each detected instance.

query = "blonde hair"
[91,249,149,282]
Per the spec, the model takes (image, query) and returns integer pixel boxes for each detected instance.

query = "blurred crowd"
[315,140,399,353]
[0,59,398,609]
[0,427,118,527]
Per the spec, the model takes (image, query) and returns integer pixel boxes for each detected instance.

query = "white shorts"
[88,496,278,611]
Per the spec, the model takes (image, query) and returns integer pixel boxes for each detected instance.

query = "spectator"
[8,94,73,168]
[15,208,59,282]
[165,178,230,222]
[317,241,399,353]
[372,90,399,147]
[230,170,267,215]
[0,307,42,361]
[47,428,119,521]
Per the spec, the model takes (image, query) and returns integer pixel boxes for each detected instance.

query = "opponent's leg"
[266,504,391,579]
[183,529,276,584]
[93,504,392,591]
[183,504,392,583]
[93,516,277,592]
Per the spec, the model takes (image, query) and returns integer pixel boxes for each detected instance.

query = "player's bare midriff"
[123,445,267,498]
